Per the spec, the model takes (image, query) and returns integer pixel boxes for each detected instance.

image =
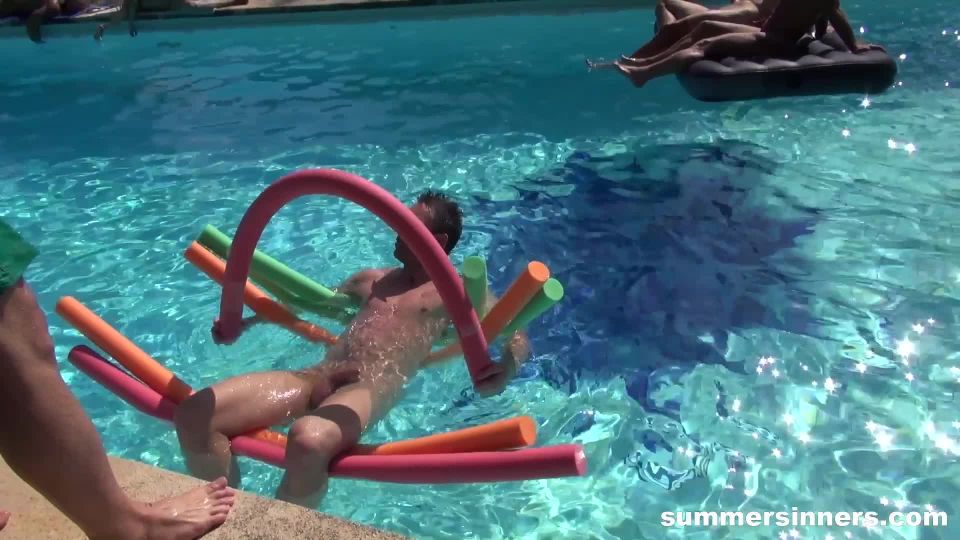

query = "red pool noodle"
[214,169,493,385]
[67,345,587,483]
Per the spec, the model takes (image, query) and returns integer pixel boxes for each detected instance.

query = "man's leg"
[620,20,759,67]
[277,379,397,508]
[0,280,234,540]
[587,0,707,71]
[602,0,711,69]
[590,19,755,72]
[623,17,710,62]
[174,371,317,486]
[633,1,760,60]
[615,31,770,87]
[657,0,709,27]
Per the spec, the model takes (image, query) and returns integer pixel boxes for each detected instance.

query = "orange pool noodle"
[428,261,549,361]
[59,295,285,444]
[358,416,536,455]
[55,297,194,404]
[251,429,287,445]
[184,242,336,345]
[481,261,550,338]
[251,415,536,454]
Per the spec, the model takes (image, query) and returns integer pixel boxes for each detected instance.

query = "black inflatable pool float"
[675,31,897,102]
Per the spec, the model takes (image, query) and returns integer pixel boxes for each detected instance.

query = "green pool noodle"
[462,256,489,318]
[197,224,347,305]
[501,278,564,336]
[269,282,357,321]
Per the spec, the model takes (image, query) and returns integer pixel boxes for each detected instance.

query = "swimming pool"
[2,0,960,538]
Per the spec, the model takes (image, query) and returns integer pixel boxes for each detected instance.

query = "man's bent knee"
[287,416,343,460]
[174,388,218,445]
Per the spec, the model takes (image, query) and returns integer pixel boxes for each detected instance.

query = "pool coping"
[0,0,651,41]
[0,455,407,539]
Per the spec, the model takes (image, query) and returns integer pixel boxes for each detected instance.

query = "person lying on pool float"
[621,0,771,63]
[0,0,89,42]
[174,190,532,508]
[590,0,885,88]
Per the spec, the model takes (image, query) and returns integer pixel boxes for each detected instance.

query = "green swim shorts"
[0,218,37,293]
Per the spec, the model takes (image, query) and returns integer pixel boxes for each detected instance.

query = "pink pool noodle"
[67,345,587,483]
[231,436,588,483]
[214,169,493,385]
[328,445,587,484]
[69,345,177,422]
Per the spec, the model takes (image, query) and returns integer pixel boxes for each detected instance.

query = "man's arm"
[335,269,382,299]
[828,7,865,52]
[216,269,375,341]
[421,286,532,369]
[814,16,829,40]
[25,0,59,43]
[482,288,531,368]
[317,268,381,325]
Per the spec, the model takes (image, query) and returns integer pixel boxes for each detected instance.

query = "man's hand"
[211,318,236,346]
[211,315,261,345]
[854,43,886,54]
[475,332,531,396]
[475,351,520,398]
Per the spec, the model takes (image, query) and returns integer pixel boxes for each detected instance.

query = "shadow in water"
[471,139,823,420]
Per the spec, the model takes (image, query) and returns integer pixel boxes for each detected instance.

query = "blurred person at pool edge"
[0,0,90,42]
[589,0,884,87]
[0,218,236,539]
[174,190,531,508]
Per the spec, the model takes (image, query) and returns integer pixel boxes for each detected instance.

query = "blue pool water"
[3,1,960,539]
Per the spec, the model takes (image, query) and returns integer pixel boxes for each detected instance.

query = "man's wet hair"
[417,190,463,253]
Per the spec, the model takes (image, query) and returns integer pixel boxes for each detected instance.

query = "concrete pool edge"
[0,455,407,540]
[0,0,654,41]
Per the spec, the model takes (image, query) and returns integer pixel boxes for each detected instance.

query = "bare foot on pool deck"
[114,478,235,540]
[1,509,10,530]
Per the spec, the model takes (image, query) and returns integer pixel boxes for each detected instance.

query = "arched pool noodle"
[216,169,493,384]
[68,345,587,483]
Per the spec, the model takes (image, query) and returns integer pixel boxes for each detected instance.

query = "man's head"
[394,190,463,265]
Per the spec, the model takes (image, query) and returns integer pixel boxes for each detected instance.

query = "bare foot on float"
[1,509,10,531]
[122,478,235,540]
[614,61,650,88]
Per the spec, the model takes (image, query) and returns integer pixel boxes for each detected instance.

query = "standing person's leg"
[0,220,235,540]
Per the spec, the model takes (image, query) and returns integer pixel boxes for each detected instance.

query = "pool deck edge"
[0,0,653,40]
[0,455,407,540]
